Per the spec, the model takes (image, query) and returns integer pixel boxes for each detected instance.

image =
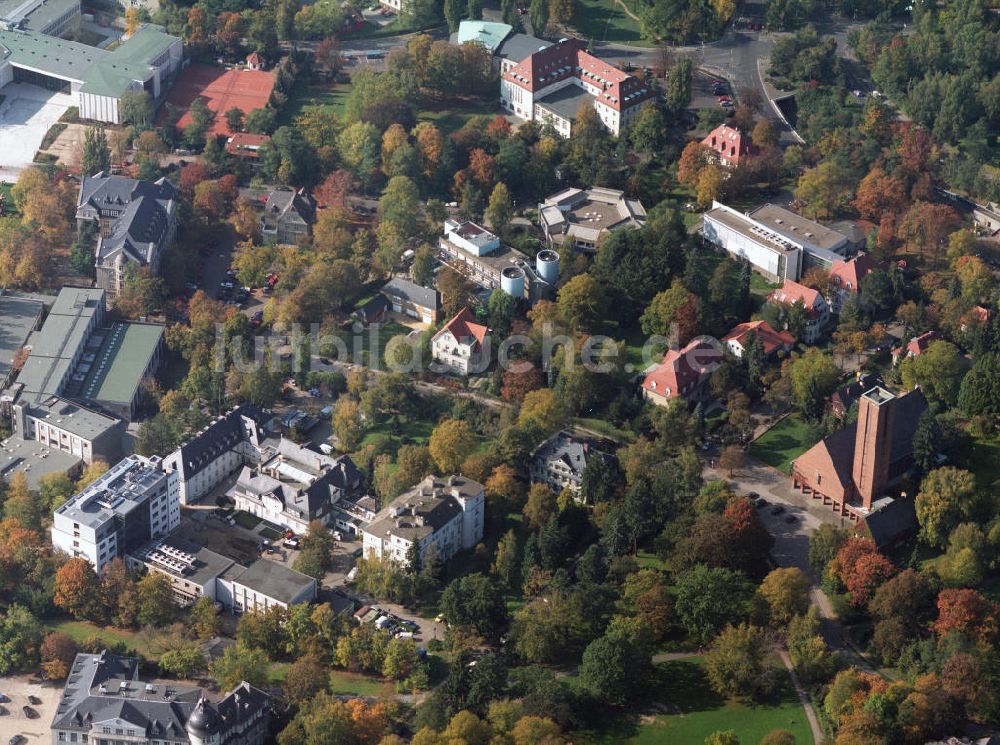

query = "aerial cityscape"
[0,0,999,742]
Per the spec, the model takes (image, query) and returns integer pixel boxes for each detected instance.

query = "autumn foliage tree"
[54,558,102,621]
[830,537,897,607]
[40,632,78,679]
[934,589,998,644]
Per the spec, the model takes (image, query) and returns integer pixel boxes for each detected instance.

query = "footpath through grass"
[571,0,651,45]
[749,414,819,475]
[576,656,813,744]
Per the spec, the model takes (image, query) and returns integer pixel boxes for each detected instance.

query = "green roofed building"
[0,0,182,124]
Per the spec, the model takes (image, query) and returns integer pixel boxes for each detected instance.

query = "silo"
[500,266,526,298]
[536,249,560,286]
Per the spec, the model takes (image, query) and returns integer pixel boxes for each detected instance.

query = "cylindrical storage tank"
[536,249,560,285]
[500,266,525,297]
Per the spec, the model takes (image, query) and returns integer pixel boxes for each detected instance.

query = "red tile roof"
[722,320,795,355]
[902,330,937,358]
[768,280,825,315]
[502,38,653,113]
[433,307,489,347]
[700,124,755,166]
[830,253,875,294]
[247,51,262,65]
[641,339,720,401]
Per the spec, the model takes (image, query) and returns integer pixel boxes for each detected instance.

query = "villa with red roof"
[768,280,830,344]
[700,124,756,167]
[828,253,875,312]
[722,320,795,358]
[225,133,271,162]
[892,330,938,364]
[641,339,721,407]
[432,308,491,375]
[500,38,654,137]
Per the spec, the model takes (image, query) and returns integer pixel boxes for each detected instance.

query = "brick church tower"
[852,387,896,509]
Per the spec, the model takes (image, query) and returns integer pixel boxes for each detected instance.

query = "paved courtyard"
[0,675,61,745]
[0,84,74,178]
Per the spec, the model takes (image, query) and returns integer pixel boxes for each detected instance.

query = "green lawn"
[416,98,498,134]
[957,437,1000,493]
[635,550,667,570]
[0,181,17,216]
[749,414,820,475]
[571,0,651,45]
[278,80,353,127]
[329,321,413,367]
[259,526,284,541]
[329,670,393,696]
[577,657,813,744]
[573,417,636,443]
[358,415,436,450]
[44,620,154,658]
[233,510,263,530]
[750,272,780,296]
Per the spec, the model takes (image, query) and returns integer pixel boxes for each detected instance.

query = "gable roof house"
[700,123,756,167]
[722,319,795,358]
[791,386,927,523]
[431,307,490,376]
[529,430,613,498]
[892,330,938,364]
[381,277,440,324]
[828,253,875,312]
[76,173,178,306]
[260,188,316,245]
[767,279,831,344]
[641,338,721,407]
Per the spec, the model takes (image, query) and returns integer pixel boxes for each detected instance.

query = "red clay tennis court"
[165,64,276,136]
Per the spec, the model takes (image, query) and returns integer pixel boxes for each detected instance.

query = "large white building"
[162,406,272,505]
[51,454,179,574]
[362,475,485,566]
[500,37,654,136]
[0,0,182,125]
[51,651,270,745]
[701,201,852,282]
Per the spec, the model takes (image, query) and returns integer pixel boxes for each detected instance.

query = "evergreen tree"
[405,540,422,574]
[82,126,111,177]
[444,0,463,32]
[911,410,941,475]
[467,0,482,20]
[528,0,547,34]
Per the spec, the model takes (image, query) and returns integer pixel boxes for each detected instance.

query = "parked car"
[0,705,7,716]
[10,735,24,745]
[283,538,300,549]
[721,100,735,108]
[0,694,7,703]
[770,505,785,515]
[755,498,768,508]
[27,696,40,706]
[22,706,38,719]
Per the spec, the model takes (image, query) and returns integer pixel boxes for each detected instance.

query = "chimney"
[852,387,895,509]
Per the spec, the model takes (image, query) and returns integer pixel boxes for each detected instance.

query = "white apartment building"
[362,475,485,566]
[51,454,179,574]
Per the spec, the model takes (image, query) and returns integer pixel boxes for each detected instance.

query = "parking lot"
[0,676,61,745]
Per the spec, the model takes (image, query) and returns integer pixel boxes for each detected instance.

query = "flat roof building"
[0,291,44,389]
[0,18,182,124]
[51,453,179,574]
[439,219,554,303]
[217,558,317,613]
[538,187,646,253]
